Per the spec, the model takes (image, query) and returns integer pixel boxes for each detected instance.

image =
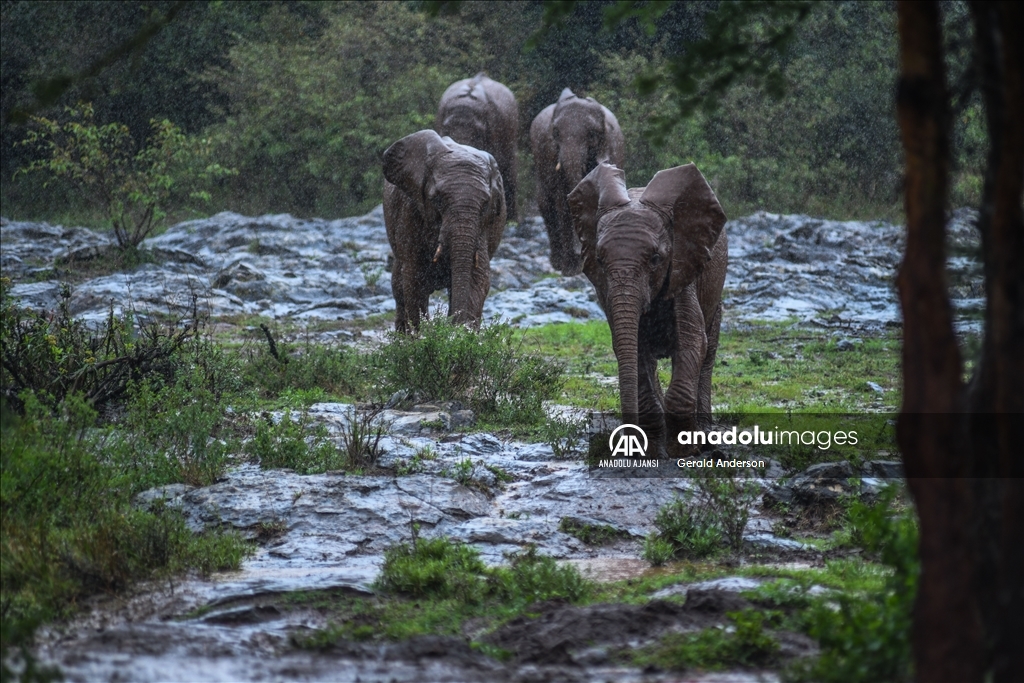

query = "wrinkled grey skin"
[569,163,727,453]
[383,130,506,332]
[531,88,625,276]
[437,73,519,222]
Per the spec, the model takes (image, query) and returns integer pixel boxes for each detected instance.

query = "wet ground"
[1,207,982,681]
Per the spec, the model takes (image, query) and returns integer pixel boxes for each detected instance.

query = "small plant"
[647,494,724,562]
[1,277,201,414]
[395,445,437,475]
[338,405,390,471]
[360,262,385,288]
[693,472,762,551]
[559,518,627,546]
[789,485,917,683]
[543,412,588,459]
[445,457,476,487]
[245,409,344,475]
[375,534,488,601]
[372,317,563,425]
[642,533,676,566]
[16,102,235,249]
[635,609,779,671]
[240,330,365,400]
[487,545,591,606]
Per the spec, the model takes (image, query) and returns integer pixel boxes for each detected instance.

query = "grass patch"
[372,317,564,425]
[516,320,902,415]
[634,608,780,671]
[301,538,592,650]
[1,393,251,664]
[559,518,630,546]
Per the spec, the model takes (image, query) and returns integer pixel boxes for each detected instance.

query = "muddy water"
[2,207,981,681]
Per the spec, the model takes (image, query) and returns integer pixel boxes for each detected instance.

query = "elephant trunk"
[608,287,644,419]
[441,210,481,326]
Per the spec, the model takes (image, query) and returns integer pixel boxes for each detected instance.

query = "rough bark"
[895,1,1023,680]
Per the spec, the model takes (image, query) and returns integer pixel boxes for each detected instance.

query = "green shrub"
[647,495,724,562]
[693,472,762,551]
[239,330,366,401]
[559,518,627,546]
[789,486,917,683]
[636,609,779,671]
[542,413,588,460]
[0,277,197,414]
[372,317,563,425]
[110,335,242,488]
[375,534,489,601]
[487,545,591,606]
[244,409,343,475]
[16,103,234,248]
[0,392,250,666]
[642,533,676,566]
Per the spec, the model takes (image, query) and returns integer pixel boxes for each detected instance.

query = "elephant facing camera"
[382,129,506,332]
[531,88,625,276]
[569,162,727,457]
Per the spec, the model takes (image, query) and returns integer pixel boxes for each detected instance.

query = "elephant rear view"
[382,130,506,332]
[437,73,519,222]
[531,88,625,275]
[569,163,727,453]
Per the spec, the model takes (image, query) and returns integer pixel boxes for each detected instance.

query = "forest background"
[0,0,985,226]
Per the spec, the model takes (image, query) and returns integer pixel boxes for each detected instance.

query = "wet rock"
[763,460,903,508]
[652,576,764,599]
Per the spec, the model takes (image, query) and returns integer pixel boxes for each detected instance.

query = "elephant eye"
[650,252,662,267]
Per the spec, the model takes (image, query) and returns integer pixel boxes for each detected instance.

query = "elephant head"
[382,130,506,331]
[531,89,624,275]
[569,163,727,426]
[437,73,520,222]
[550,88,619,188]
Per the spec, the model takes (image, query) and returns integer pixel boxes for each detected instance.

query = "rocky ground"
[1,207,982,681]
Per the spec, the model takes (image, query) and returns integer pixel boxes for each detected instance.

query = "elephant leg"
[551,197,582,276]
[637,344,667,456]
[537,184,560,262]
[664,285,707,431]
[696,301,722,429]
[392,257,409,333]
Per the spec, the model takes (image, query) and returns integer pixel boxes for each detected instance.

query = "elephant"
[437,73,519,222]
[568,162,727,453]
[382,130,506,332]
[531,88,625,276]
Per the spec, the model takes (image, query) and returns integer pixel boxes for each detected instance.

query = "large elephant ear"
[382,130,450,200]
[568,162,630,280]
[640,164,726,290]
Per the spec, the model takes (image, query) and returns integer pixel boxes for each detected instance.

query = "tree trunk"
[895,2,1023,680]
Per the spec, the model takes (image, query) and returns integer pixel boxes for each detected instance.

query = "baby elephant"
[383,130,506,332]
[569,163,727,451]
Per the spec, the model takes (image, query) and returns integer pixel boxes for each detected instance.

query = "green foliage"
[542,412,588,459]
[487,545,591,606]
[693,472,763,551]
[200,2,488,215]
[372,317,563,425]
[244,409,344,475]
[376,533,489,601]
[646,494,724,563]
[337,405,389,472]
[109,333,242,488]
[0,277,195,414]
[238,330,366,402]
[558,518,628,546]
[16,103,234,247]
[642,533,676,567]
[0,392,250,666]
[635,609,780,671]
[788,487,917,682]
